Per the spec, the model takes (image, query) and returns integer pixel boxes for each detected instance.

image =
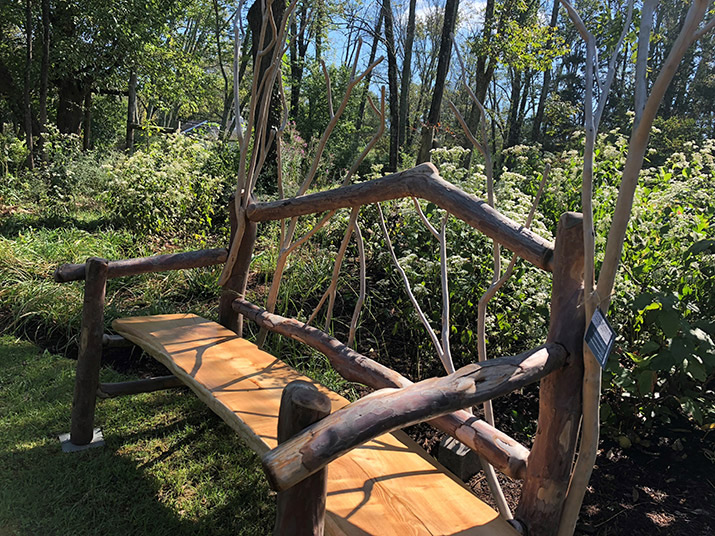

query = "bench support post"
[516,212,585,535]
[272,381,331,536]
[70,257,108,445]
[219,195,257,335]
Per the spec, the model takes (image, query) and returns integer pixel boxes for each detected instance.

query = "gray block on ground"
[59,428,105,452]
[438,435,482,481]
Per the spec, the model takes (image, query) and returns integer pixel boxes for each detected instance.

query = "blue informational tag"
[585,308,616,369]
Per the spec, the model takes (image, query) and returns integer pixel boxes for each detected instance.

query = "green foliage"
[103,135,234,239]
[537,134,715,435]
[0,127,112,215]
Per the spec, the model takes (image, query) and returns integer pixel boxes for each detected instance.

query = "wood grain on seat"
[113,313,519,536]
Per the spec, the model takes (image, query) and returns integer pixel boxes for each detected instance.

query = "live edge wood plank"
[112,313,519,536]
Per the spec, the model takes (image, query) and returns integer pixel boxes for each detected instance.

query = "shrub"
[103,135,233,240]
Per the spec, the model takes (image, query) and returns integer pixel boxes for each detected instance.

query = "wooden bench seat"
[113,313,519,536]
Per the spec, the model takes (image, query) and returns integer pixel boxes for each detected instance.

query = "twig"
[321,60,335,119]
[257,56,384,346]
[439,215,452,369]
[377,203,450,372]
[347,221,366,348]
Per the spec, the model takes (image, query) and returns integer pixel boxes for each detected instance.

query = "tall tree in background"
[398,0,417,160]
[382,0,400,171]
[289,0,311,120]
[248,0,285,189]
[212,0,232,133]
[417,0,459,163]
[532,0,560,142]
[24,0,34,170]
[38,0,49,159]
[355,10,383,136]
[408,4,442,150]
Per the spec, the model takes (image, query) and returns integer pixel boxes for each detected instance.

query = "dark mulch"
[408,413,715,536]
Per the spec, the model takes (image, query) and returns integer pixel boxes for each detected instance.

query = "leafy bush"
[103,135,233,240]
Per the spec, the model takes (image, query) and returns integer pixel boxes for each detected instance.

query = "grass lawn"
[0,335,274,536]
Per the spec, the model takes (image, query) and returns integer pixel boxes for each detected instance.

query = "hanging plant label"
[585,308,616,369]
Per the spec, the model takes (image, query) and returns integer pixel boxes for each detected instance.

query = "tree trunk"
[125,70,137,151]
[82,91,92,151]
[38,0,49,159]
[505,68,523,153]
[382,0,400,171]
[24,0,34,170]
[289,1,310,121]
[355,12,383,136]
[248,0,285,192]
[416,0,460,163]
[212,0,231,135]
[398,0,417,158]
[57,79,87,134]
[531,0,560,142]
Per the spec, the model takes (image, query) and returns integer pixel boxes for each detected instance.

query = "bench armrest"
[262,343,567,491]
[54,248,228,282]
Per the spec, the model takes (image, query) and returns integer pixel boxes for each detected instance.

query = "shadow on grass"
[0,210,115,238]
[0,336,274,536]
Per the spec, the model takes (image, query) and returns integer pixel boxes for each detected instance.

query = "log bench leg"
[271,381,331,536]
[69,257,108,447]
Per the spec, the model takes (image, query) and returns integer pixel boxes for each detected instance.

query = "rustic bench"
[55,165,586,536]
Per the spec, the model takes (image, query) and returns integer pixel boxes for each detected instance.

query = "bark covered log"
[234,298,530,479]
[55,248,228,283]
[516,212,585,535]
[219,196,257,334]
[70,257,108,445]
[246,163,554,272]
[273,381,331,536]
[262,343,566,491]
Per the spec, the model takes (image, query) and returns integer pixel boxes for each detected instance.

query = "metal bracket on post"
[438,435,483,481]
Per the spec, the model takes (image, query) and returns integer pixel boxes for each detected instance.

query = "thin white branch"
[324,207,361,329]
[340,88,386,187]
[634,0,657,126]
[448,100,484,155]
[350,38,363,82]
[377,203,449,371]
[439,215,452,369]
[347,221,367,348]
[595,0,634,128]
[411,198,440,239]
[321,60,335,119]
[284,211,337,257]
